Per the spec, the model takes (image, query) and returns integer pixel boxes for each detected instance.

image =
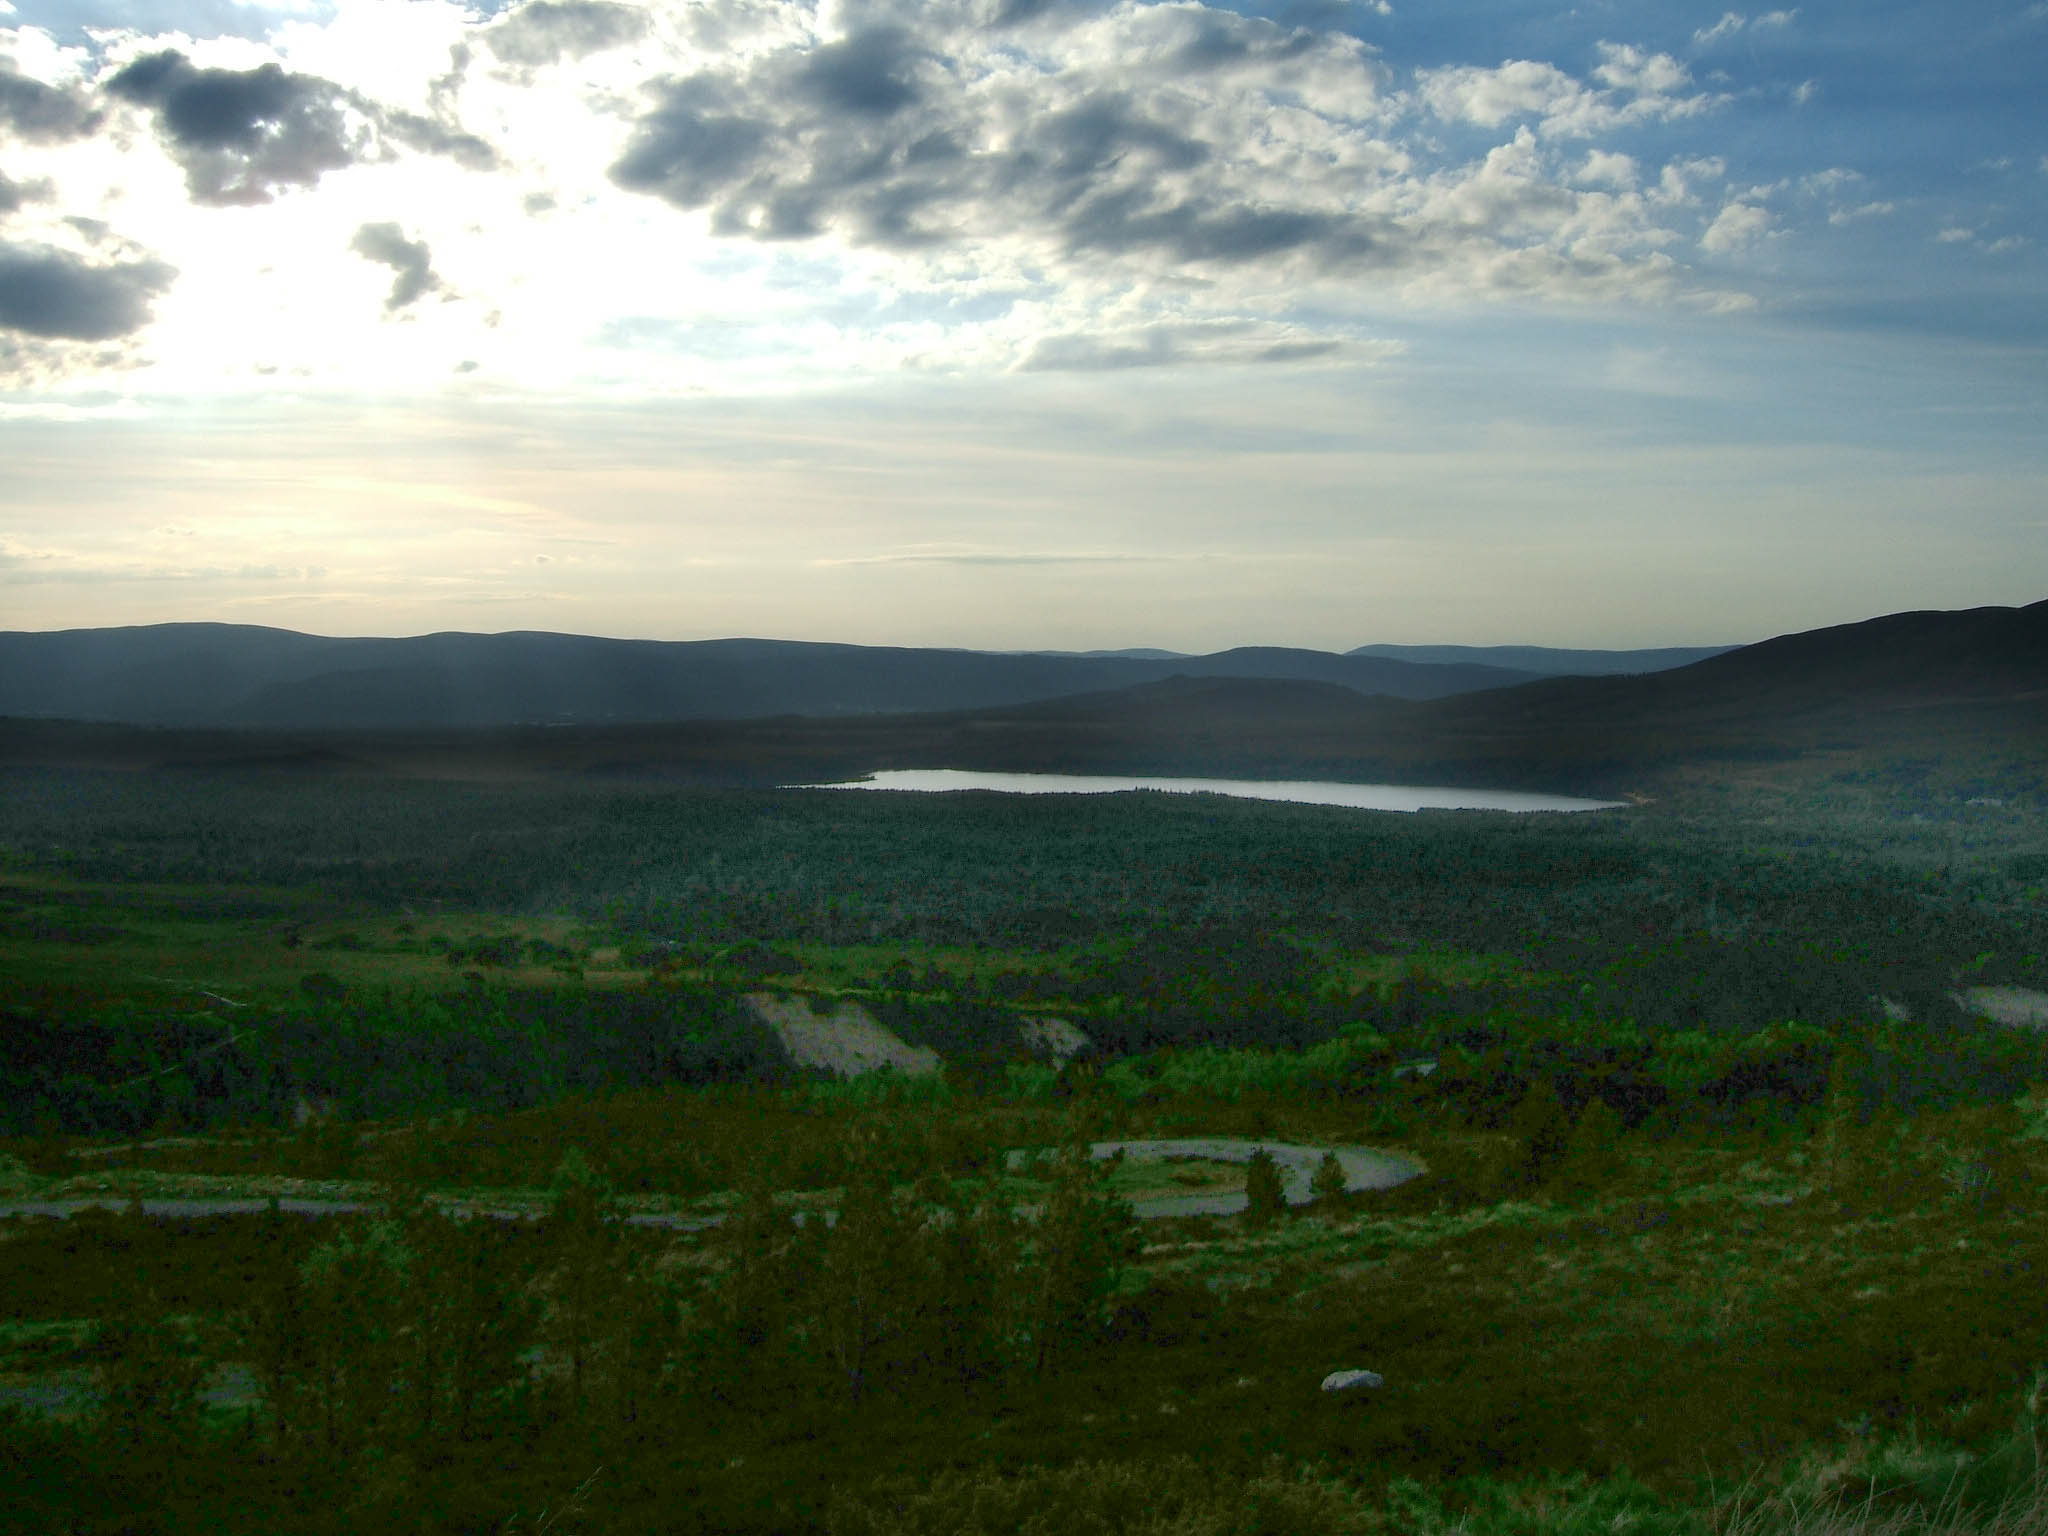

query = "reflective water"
[796,768,1624,813]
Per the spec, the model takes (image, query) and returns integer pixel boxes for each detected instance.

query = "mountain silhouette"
[0,624,1540,728]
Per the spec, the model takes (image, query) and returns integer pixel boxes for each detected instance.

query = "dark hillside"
[1411,599,2048,744]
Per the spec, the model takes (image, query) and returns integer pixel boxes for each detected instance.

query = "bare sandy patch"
[747,993,942,1078]
[1959,986,2048,1029]
[1018,1016,1092,1062]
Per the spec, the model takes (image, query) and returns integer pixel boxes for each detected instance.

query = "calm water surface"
[797,769,1624,813]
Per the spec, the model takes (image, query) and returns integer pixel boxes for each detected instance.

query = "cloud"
[1576,150,1638,189]
[0,51,100,143]
[608,3,1358,263]
[1018,320,1357,372]
[1417,59,1580,129]
[1419,44,1715,138]
[1693,10,1795,46]
[0,240,175,339]
[597,10,1724,314]
[103,47,500,204]
[812,548,1173,567]
[1692,13,1745,46]
[104,49,367,205]
[485,0,649,67]
[0,396,147,421]
[798,26,931,118]
[380,110,501,173]
[1699,199,1771,252]
[350,221,441,311]
[0,166,51,212]
[1590,43,1695,100]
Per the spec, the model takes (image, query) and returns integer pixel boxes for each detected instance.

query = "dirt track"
[0,1139,1422,1227]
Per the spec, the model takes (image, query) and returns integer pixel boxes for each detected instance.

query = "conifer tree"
[1310,1151,1349,1212]
[1244,1147,1287,1229]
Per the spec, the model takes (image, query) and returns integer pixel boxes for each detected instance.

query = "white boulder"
[1320,1369,1384,1393]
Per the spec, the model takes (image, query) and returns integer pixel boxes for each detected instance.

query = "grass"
[1,1093,2042,1536]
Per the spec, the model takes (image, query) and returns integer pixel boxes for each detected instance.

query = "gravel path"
[0,1139,1422,1228]
[1016,1138,1423,1218]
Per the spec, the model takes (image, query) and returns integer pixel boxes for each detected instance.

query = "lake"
[795,768,1625,814]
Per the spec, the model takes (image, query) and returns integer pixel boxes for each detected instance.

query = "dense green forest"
[2,765,2046,1535]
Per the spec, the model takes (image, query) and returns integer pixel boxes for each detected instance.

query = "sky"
[0,0,2043,652]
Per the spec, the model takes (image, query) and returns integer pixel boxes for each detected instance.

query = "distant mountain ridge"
[0,623,1544,729]
[4,601,2041,797]
[1348,642,1739,675]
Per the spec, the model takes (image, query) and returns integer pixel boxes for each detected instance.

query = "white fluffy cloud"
[1700,199,1773,252]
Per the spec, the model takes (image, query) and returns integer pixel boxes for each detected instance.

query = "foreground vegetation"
[2,764,2045,1534]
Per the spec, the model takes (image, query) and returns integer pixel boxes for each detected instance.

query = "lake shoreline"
[792,768,1626,814]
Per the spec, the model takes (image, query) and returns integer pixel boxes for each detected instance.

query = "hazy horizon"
[3,0,2044,650]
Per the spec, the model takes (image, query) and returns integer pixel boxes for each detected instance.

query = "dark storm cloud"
[0,241,175,340]
[104,49,502,204]
[485,0,649,67]
[0,55,102,143]
[105,50,365,205]
[350,222,441,311]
